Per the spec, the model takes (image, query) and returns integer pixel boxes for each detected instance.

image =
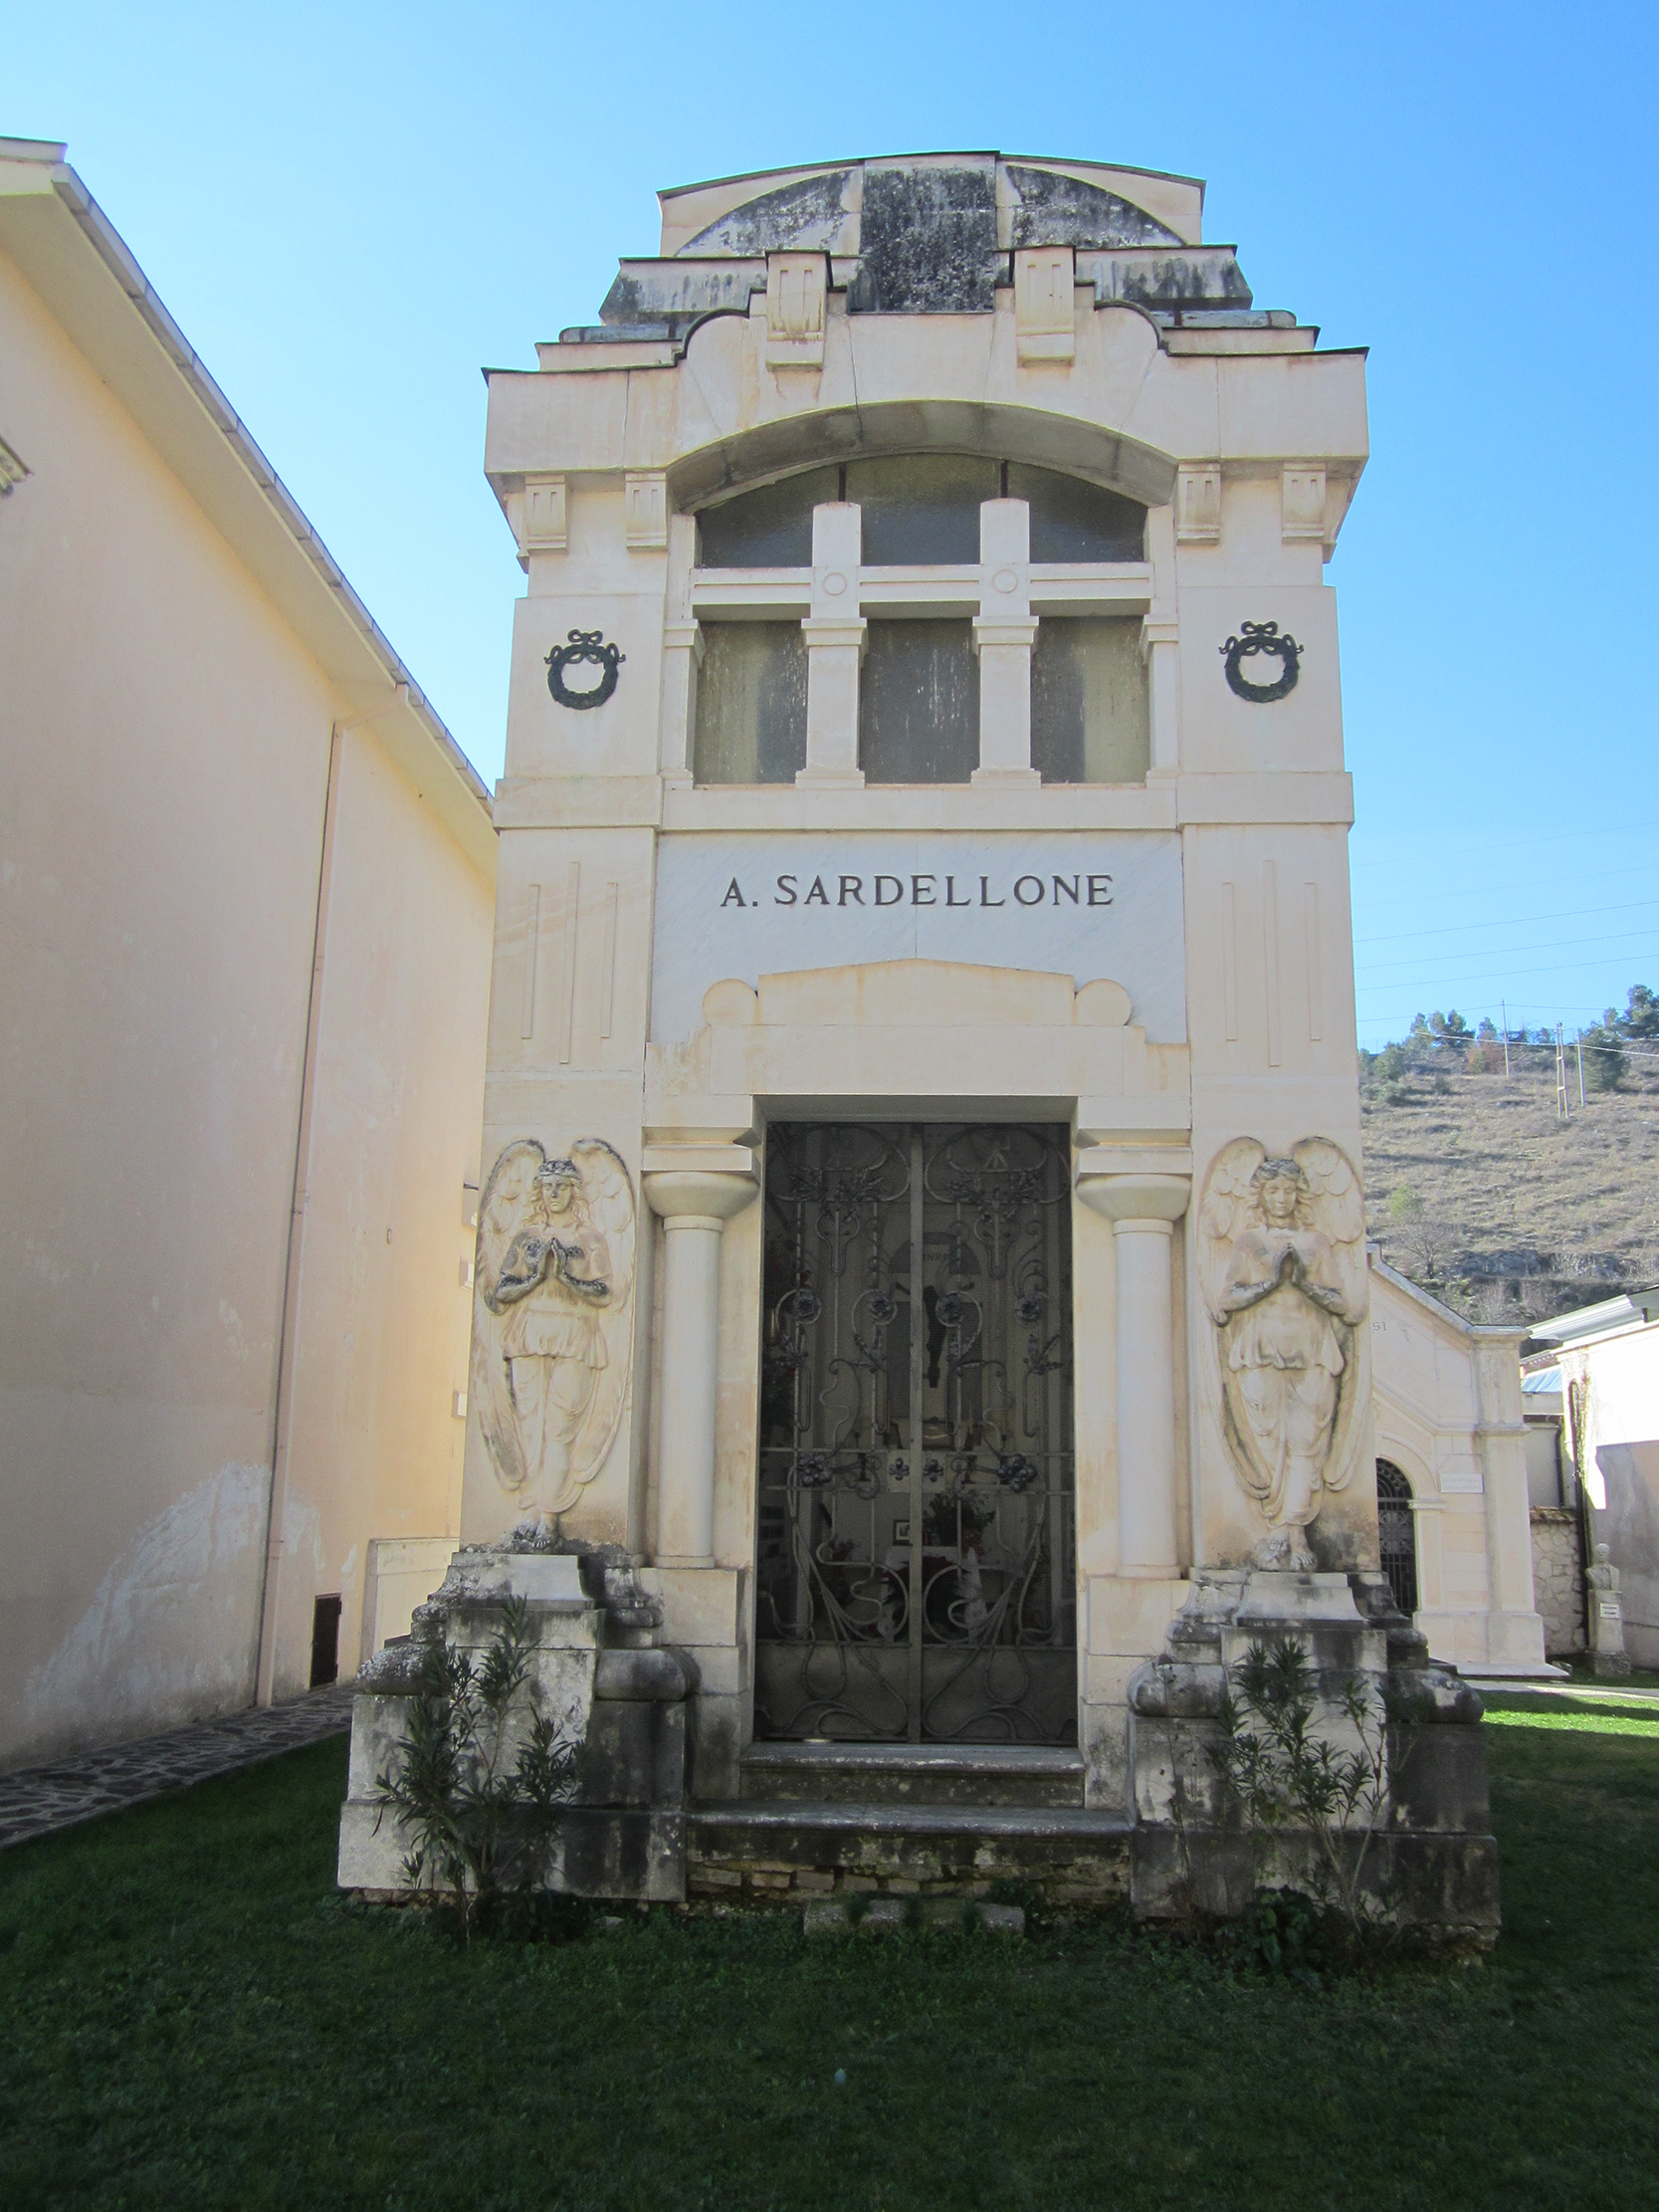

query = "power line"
[1351,821,1659,866]
[1355,961,1659,994]
[1357,930,1659,977]
[1353,895,1659,949]
[1357,1021,1659,1057]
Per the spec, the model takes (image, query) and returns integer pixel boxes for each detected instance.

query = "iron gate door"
[754,1123,1077,1743]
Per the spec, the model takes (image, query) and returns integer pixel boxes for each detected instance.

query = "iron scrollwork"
[753,1122,1077,1745]
[1220,619,1301,704]
[545,627,625,710]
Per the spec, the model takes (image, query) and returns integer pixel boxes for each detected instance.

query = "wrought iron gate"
[753,1123,1077,1743]
[1375,1459,1418,1616]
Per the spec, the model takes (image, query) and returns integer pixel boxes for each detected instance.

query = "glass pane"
[1031,618,1148,784]
[693,622,808,783]
[697,466,839,567]
[860,620,978,783]
[1008,463,1144,562]
[845,454,997,564]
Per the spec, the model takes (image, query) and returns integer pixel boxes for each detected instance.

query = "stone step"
[689,1797,1131,1909]
[738,1739,1086,1808]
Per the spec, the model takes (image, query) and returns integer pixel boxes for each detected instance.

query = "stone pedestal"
[1127,1568,1500,1939]
[1586,1543,1631,1677]
[337,1542,696,1903]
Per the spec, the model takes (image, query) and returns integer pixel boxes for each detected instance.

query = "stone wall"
[687,1814,1130,1910]
[1530,1510,1584,1656]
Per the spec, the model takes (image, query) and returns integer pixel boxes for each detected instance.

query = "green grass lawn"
[2,1696,1656,2212]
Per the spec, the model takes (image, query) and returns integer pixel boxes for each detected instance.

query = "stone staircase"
[686,1741,1132,1909]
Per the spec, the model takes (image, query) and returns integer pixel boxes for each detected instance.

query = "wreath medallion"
[545,628,624,710]
[1220,620,1301,703]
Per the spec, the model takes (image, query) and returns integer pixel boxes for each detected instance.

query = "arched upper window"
[690,453,1148,786]
[1375,1460,1418,1617]
[696,456,1144,568]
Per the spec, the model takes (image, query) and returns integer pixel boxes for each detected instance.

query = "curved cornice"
[667,391,1177,510]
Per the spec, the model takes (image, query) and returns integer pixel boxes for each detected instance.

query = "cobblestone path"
[0,1684,355,1852]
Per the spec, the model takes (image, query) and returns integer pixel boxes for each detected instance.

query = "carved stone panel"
[469,1139,637,1530]
[1197,1138,1368,1570]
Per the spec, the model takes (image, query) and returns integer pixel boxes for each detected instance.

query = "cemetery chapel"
[342,152,1535,1924]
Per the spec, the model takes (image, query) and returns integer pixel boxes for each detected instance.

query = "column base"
[794,769,866,788]
[969,767,1042,787]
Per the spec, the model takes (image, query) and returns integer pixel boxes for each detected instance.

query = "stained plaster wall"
[0,240,492,1763]
[264,722,491,1700]
[1559,1320,1659,1667]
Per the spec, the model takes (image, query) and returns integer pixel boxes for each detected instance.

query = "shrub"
[372,1596,582,1940]
[1207,1638,1399,1935]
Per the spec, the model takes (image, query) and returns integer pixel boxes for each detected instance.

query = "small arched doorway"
[1375,1459,1418,1616]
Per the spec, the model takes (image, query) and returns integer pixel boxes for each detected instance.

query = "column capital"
[801,616,868,653]
[643,1148,758,1223]
[972,615,1039,651]
[1076,1170,1191,1224]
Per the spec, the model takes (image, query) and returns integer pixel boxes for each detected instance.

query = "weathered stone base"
[336,1541,695,1905]
[1126,1566,1503,1939]
[802,1896,1026,1935]
[687,1801,1132,1908]
[1129,1825,1501,1940]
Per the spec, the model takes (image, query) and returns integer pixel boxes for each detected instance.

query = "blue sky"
[9,1,1656,1048]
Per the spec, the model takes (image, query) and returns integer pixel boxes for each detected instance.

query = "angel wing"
[1196,1138,1266,1326]
[1292,1138,1368,1322]
[468,1139,546,1497]
[1290,1137,1368,1493]
[566,1137,637,1486]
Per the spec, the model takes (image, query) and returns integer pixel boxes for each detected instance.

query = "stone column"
[797,502,865,786]
[1475,1340,1548,1667]
[972,498,1040,786]
[1141,619,1179,775]
[1077,1172,1191,1576]
[1142,503,1180,778]
[658,512,701,788]
[643,1155,758,1566]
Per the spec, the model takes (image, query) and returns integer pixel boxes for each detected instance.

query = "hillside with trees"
[1358,986,1659,1323]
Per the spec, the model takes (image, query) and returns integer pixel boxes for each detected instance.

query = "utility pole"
[1576,1029,1586,1107]
[1555,1023,1569,1123]
[1501,997,1511,1076]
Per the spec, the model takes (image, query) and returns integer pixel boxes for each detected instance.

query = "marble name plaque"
[650,831,1186,1044]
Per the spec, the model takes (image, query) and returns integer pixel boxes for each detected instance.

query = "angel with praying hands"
[1198,1140,1368,1570]
[470,1138,636,1532]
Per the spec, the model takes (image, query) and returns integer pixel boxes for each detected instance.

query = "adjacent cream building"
[0,138,493,1767]
[1530,1291,1659,1667]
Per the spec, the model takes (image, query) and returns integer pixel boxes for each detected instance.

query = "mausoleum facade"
[342,153,1539,1924]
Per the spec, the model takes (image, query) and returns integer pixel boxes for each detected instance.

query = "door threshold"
[742,1741,1083,1773]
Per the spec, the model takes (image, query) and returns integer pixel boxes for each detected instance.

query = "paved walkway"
[1469,1675,1659,1704]
[0,1683,355,1853]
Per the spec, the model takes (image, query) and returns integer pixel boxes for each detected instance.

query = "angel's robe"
[1223,1229,1347,1383]
[501,1231,610,1370]
[1220,1228,1352,1522]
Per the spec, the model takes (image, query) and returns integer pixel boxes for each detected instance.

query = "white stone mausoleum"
[341,153,1544,1923]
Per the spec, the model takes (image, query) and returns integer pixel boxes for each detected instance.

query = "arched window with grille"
[1375,1460,1418,1616]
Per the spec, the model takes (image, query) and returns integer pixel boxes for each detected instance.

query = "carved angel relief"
[470,1139,636,1531]
[1197,1138,1368,1570]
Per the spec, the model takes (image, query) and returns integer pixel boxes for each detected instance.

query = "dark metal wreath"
[545,628,624,710]
[1220,619,1301,703]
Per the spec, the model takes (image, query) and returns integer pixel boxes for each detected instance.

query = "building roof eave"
[0,143,495,880]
